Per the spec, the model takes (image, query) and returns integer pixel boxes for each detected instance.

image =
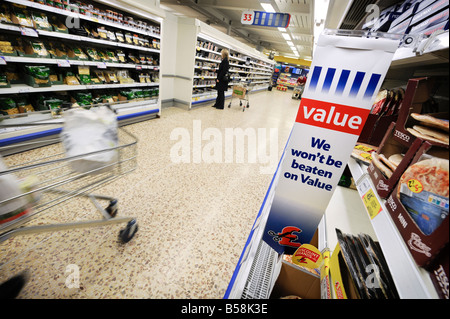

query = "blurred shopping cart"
[0,106,139,244]
[228,79,255,112]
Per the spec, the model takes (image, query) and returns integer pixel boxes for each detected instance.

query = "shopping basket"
[0,107,139,244]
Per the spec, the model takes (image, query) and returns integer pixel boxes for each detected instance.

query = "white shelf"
[0,23,161,54]
[0,82,158,95]
[4,0,161,38]
[347,157,439,299]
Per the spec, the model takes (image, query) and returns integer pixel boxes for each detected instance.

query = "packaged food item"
[116,50,126,63]
[11,5,34,28]
[69,46,88,60]
[64,71,80,85]
[115,32,125,43]
[0,39,16,56]
[72,92,93,107]
[117,70,134,84]
[0,72,10,88]
[86,47,101,61]
[125,33,133,44]
[397,156,449,236]
[410,113,449,132]
[27,40,50,57]
[94,70,106,83]
[105,50,118,62]
[50,15,68,33]
[107,31,116,41]
[97,27,108,39]
[128,53,140,64]
[32,11,52,30]
[0,3,13,24]
[0,97,19,116]
[78,66,91,84]
[104,71,118,83]
[15,96,34,113]
[24,65,50,86]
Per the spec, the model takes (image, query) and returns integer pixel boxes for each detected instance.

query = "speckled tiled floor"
[0,90,300,298]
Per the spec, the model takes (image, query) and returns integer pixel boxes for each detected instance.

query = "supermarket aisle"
[0,89,300,298]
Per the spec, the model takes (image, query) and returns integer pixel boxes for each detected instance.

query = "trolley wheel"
[246,103,249,108]
[239,101,242,106]
[228,103,231,108]
[242,108,245,112]
[105,200,118,218]
[119,219,138,243]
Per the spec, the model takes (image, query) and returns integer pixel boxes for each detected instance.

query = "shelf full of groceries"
[0,0,162,141]
[350,76,448,299]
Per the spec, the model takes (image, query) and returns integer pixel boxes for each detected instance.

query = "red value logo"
[296,98,370,135]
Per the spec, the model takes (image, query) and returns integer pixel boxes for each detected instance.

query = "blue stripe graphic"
[309,66,322,91]
[322,68,336,93]
[335,69,350,95]
[363,73,382,99]
[349,72,365,97]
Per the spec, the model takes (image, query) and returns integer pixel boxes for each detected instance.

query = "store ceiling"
[159,0,315,59]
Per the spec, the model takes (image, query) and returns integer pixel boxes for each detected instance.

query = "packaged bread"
[0,97,19,117]
[397,156,449,235]
[371,152,393,178]
[410,113,449,132]
[64,71,80,85]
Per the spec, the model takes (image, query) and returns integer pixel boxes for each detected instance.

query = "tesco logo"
[295,98,370,135]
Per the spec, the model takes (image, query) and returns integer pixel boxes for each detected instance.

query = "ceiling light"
[282,33,291,41]
[287,41,294,46]
[261,3,276,13]
[278,28,286,32]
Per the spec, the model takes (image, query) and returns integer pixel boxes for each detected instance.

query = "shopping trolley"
[292,84,305,100]
[0,106,139,244]
[228,79,254,112]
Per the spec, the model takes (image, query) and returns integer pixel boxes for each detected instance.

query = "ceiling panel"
[160,0,315,59]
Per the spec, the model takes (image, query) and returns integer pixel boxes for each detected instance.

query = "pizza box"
[368,122,423,199]
[391,77,448,149]
[384,140,449,268]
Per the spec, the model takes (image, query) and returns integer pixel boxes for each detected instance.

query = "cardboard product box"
[391,77,441,148]
[368,123,424,199]
[270,260,321,299]
[329,243,360,299]
[428,244,449,299]
[410,0,449,26]
[408,8,449,34]
[384,140,448,269]
[358,88,404,147]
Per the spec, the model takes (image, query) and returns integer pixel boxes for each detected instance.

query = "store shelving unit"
[1,0,163,151]
[169,18,274,109]
[225,22,448,299]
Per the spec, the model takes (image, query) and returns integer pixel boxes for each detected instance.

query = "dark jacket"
[216,57,229,91]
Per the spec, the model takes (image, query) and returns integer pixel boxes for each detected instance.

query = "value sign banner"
[262,30,401,255]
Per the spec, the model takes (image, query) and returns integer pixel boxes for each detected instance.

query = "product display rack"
[191,34,274,106]
[225,17,448,300]
[0,0,163,151]
[169,18,274,109]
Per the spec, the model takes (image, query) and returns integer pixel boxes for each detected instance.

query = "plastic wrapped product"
[60,106,118,174]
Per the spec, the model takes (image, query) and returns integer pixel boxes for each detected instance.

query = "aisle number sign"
[241,10,291,28]
[262,31,400,255]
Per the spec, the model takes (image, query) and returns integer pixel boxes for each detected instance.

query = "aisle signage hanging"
[241,10,290,28]
[262,30,401,255]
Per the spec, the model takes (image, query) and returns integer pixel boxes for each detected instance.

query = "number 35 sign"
[241,10,255,25]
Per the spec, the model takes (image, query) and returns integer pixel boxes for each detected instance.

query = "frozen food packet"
[397,156,449,236]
